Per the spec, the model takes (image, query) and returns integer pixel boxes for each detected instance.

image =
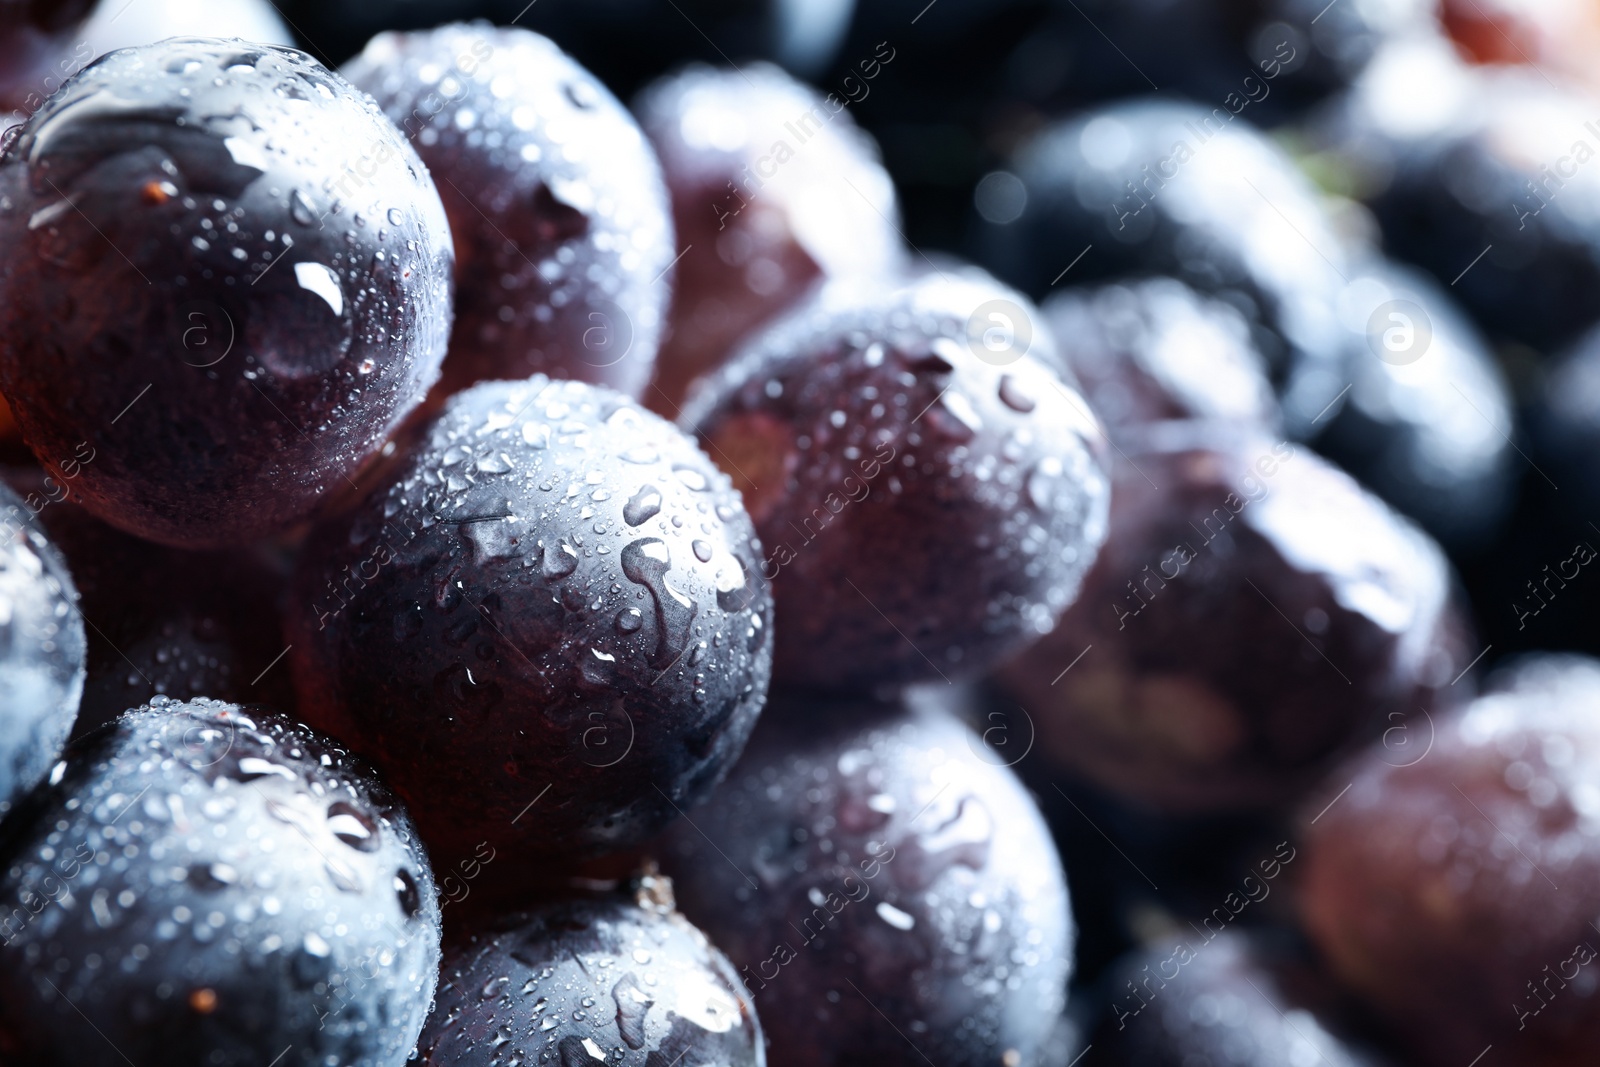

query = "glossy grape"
[681,269,1109,688]
[975,98,1356,438]
[0,37,454,548]
[344,24,674,399]
[998,422,1472,812]
[1042,277,1280,441]
[1087,931,1388,1067]
[1316,52,1600,351]
[1313,260,1515,550]
[660,686,1073,1067]
[288,378,772,877]
[0,479,83,819]
[1301,654,1600,1067]
[636,62,905,413]
[420,876,764,1067]
[0,699,441,1067]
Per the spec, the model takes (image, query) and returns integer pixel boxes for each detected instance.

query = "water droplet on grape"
[621,538,697,669]
[290,189,317,226]
[998,375,1036,413]
[327,801,379,851]
[674,466,708,491]
[623,485,662,526]
[542,539,579,579]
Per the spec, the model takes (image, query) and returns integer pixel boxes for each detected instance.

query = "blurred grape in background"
[3,2,1600,1066]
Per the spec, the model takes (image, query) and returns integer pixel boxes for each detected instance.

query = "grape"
[997,421,1472,812]
[287,377,772,877]
[0,699,441,1067]
[680,269,1109,688]
[419,876,763,1067]
[975,98,1355,437]
[1314,52,1600,351]
[0,478,84,819]
[1300,654,1600,1067]
[344,24,674,399]
[1087,931,1388,1067]
[1041,277,1280,439]
[1313,260,1515,551]
[635,62,905,413]
[660,686,1073,1067]
[0,37,454,548]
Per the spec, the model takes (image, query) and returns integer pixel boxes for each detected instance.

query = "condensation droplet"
[623,485,662,526]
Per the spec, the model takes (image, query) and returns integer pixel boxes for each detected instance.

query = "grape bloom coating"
[0,37,454,548]
[288,378,773,878]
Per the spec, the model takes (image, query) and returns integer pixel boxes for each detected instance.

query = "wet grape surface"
[661,686,1073,1067]
[289,378,772,875]
[345,24,673,400]
[0,698,441,1067]
[682,270,1110,688]
[0,37,454,547]
[0,479,85,820]
[1301,655,1600,1067]
[1000,422,1472,813]
[421,876,763,1067]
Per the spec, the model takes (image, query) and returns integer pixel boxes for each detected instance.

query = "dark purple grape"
[1315,50,1600,351]
[997,422,1472,813]
[635,62,906,413]
[659,687,1073,1067]
[1042,277,1281,441]
[0,37,454,548]
[0,479,84,819]
[0,698,440,1067]
[974,99,1356,438]
[1301,654,1600,1067]
[680,270,1109,689]
[1313,260,1515,551]
[1087,931,1390,1067]
[419,875,763,1067]
[0,477,296,735]
[287,377,772,877]
[343,24,674,400]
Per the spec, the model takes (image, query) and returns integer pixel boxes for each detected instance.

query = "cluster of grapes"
[3,1,1600,1067]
